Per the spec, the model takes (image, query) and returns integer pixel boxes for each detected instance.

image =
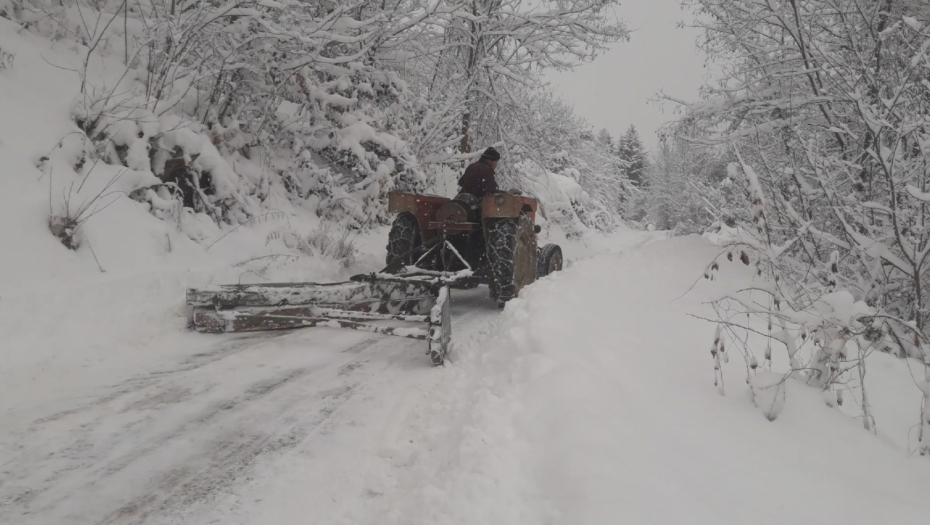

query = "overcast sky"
[545,0,708,152]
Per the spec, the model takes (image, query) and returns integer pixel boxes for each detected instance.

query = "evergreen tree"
[596,128,614,153]
[617,125,648,186]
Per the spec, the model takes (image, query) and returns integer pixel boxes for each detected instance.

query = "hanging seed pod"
[836,389,844,406]
[727,251,734,262]
[750,356,759,370]
[740,251,750,265]
[828,250,839,288]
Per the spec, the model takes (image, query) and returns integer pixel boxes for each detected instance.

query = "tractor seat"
[452,192,480,209]
[437,193,480,225]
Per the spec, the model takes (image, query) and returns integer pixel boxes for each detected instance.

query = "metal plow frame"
[187,275,454,365]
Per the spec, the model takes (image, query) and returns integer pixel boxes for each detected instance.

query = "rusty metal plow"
[187,276,454,365]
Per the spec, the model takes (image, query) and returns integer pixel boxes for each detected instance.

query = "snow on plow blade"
[186,276,452,365]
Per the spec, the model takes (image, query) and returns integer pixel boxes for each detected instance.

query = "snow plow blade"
[186,275,452,365]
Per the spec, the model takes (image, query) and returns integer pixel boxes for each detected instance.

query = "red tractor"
[186,190,562,365]
[383,190,563,307]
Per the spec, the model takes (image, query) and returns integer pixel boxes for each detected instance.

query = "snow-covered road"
[0,286,502,524]
[3,232,930,524]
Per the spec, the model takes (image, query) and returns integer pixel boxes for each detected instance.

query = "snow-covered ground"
[3,12,930,525]
[3,228,930,524]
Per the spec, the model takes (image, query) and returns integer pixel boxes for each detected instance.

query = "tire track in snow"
[2,333,288,497]
[0,330,389,525]
[96,378,359,525]
[24,333,286,427]
[2,287,505,525]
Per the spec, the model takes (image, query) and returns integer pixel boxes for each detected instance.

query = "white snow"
[346,234,930,525]
[3,226,930,524]
[2,10,930,525]
[521,162,585,206]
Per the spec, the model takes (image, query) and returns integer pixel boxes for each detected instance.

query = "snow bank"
[520,162,585,207]
[513,161,597,237]
[357,234,930,524]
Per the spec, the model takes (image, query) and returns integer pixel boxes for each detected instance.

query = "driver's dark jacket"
[457,159,498,198]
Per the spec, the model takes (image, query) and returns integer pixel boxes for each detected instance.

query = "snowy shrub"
[38,131,127,249]
[45,160,155,250]
[641,133,737,235]
[14,0,631,255]
[0,0,14,19]
[303,226,358,269]
[69,93,263,227]
[680,0,930,451]
[262,223,359,269]
[709,325,728,395]
[749,373,787,422]
[518,162,593,236]
[0,47,13,70]
[128,183,183,223]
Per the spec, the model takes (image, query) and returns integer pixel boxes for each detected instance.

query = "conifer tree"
[617,125,648,186]
[596,129,614,153]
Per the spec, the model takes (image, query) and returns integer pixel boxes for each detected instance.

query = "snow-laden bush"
[675,0,930,450]
[749,373,787,422]
[11,0,432,231]
[518,162,587,236]
[303,226,358,269]
[7,0,630,257]
[637,133,739,235]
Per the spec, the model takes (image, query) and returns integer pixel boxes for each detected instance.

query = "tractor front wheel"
[537,244,563,278]
[485,213,537,307]
[386,213,422,271]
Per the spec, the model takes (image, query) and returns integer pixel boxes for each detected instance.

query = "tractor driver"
[458,147,501,198]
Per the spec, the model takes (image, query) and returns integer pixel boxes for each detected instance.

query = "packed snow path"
[0,286,503,524]
[3,234,930,524]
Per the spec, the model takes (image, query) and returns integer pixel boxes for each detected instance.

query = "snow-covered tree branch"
[674,0,930,452]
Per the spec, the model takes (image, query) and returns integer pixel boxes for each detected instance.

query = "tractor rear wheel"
[386,213,421,270]
[485,213,537,307]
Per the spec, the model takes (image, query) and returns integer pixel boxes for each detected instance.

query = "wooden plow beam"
[186,278,452,365]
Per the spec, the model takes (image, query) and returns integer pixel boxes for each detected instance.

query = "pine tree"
[596,128,614,153]
[617,125,648,186]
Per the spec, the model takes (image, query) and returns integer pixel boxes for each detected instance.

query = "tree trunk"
[459,111,471,154]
